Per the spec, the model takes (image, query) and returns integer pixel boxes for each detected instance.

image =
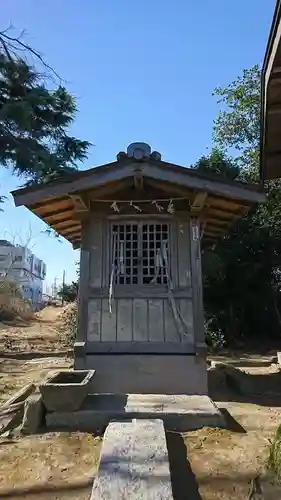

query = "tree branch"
[0,26,62,82]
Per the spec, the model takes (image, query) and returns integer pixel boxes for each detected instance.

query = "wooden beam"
[44,213,74,224]
[64,233,81,242]
[72,210,91,221]
[203,236,217,243]
[62,226,81,236]
[204,217,230,227]
[54,220,81,231]
[263,2,281,88]
[190,192,207,214]
[70,194,89,211]
[207,195,249,211]
[63,227,81,237]
[35,206,72,219]
[85,341,194,354]
[206,207,241,220]
[141,163,266,204]
[43,215,75,226]
[29,195,70,210]
[12,159,266,208]
[72,240,81,249]
[204,230,224,238]
[205,223,225,233]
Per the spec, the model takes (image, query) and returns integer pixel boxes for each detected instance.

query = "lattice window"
[112,224,138,285]
[112,222,169,285]
[142,223,168,285]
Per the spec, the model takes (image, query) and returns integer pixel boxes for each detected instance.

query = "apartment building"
[0,240,46,308]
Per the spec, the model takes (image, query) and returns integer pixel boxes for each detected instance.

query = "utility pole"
[53,276,57,300]
[62,269,66,306]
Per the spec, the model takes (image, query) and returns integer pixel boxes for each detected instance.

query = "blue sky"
[0,0,276,289]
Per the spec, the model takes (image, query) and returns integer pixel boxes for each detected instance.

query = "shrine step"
[90,419,173,499]
[45,394,225,433]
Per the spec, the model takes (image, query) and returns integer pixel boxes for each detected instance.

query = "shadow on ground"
[166,431,203,500]
[0,351,71,360]
[219,408,247,433]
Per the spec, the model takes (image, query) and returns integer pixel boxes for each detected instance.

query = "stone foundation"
[75,354,208,395]
[46,394,224,433]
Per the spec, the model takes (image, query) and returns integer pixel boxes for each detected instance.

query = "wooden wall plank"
[133,299,148,341]
[101,298,117,341]
[89,220,103,287]
[87,299,101,341]
[117,299,133,341]
[164,299,179,342]
[178,299,194,343]
[148,299,164,341]
[177,220,191,287]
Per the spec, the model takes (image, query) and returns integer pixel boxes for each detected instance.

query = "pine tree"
[0,28,90,187]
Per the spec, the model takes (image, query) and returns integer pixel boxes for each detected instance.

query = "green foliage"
[194,148,240,181]
[205,321,226,352]
[57,281,79,303]
[0,54,90,184]
[268,424,281,477]
[213,64,260,173]
[201,65,281,345]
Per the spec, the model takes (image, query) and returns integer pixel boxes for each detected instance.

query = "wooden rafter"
[190,192,207,214]
[70,194,89,211]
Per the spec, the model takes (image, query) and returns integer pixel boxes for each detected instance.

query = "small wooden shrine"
[12,143,265,394]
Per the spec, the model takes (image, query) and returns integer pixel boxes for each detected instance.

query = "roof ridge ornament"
[116,143,162,162]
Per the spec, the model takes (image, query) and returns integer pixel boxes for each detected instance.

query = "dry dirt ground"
[1,307,281,499]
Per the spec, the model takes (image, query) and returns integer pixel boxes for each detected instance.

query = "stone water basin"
[39,370,95,412]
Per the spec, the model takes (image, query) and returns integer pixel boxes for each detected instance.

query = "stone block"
[84,354,208,394]
[39,370,95,412]
[74,342,86,369]
[90,419,173,500]
[213,363,259,394]
[22,393,44,435]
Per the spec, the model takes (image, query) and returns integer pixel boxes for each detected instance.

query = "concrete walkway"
[90,419,173,499]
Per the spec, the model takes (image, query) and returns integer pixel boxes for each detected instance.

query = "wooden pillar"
[189,218,205,352]
[74,220,90,368]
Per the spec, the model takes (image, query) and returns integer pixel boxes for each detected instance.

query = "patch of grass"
[268,424,281,477]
